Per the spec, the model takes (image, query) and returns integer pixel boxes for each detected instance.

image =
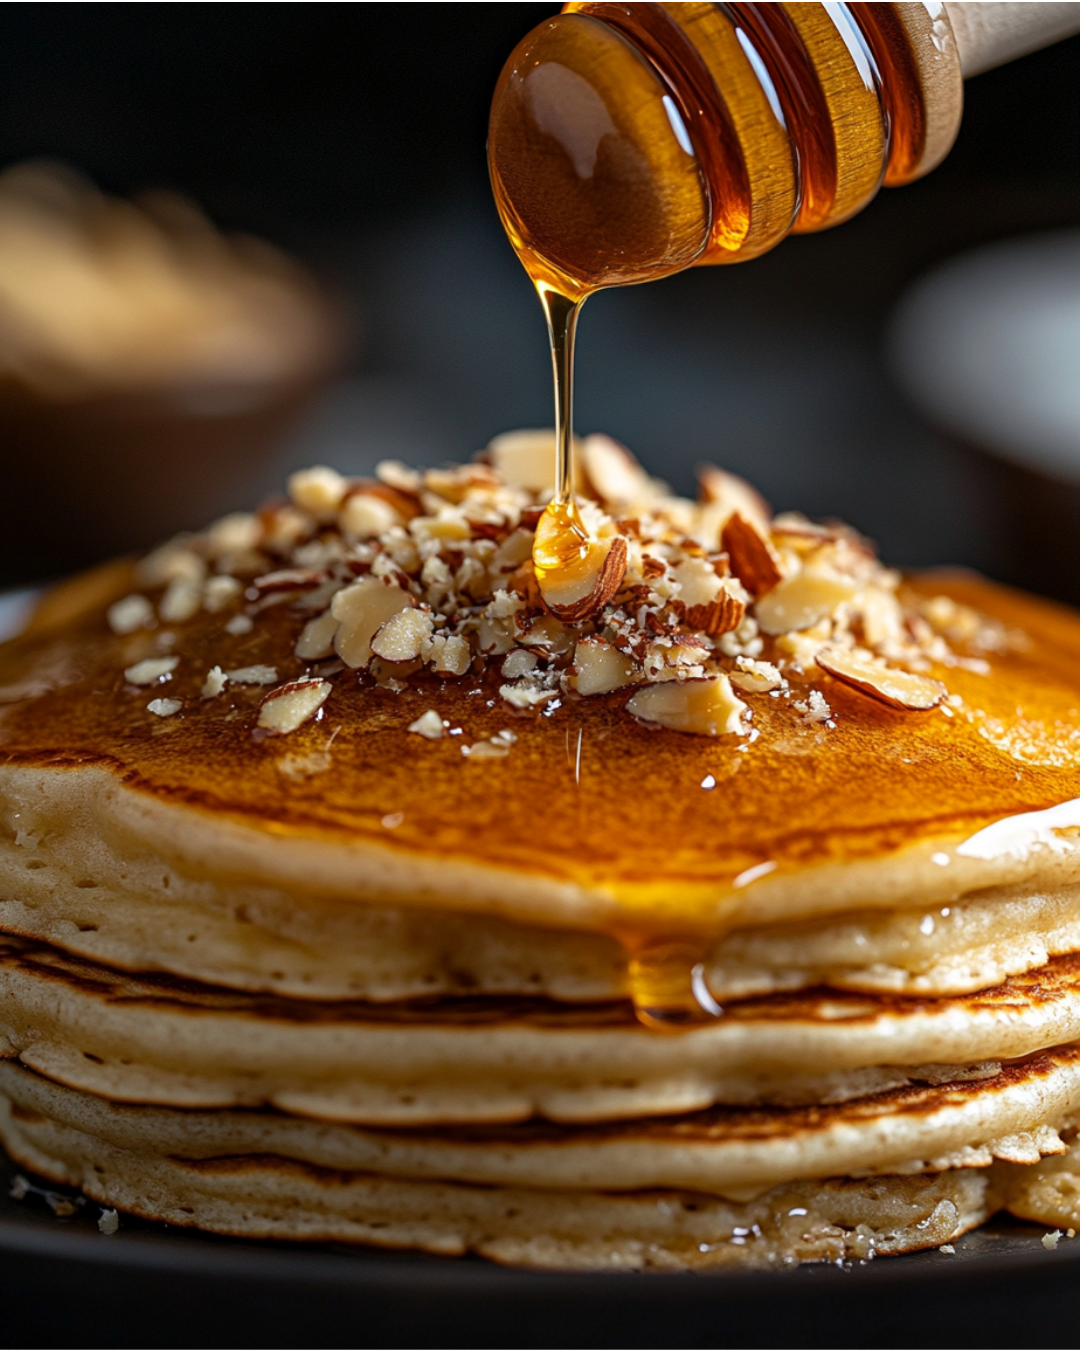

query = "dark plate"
[3,1149,1080,1349]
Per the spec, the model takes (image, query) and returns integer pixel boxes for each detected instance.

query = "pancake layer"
[1,1058,1073,1268]
[6,935,1080,1123]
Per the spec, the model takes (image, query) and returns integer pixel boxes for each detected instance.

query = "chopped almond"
[159,576,202,623]
[287,466,347,520]
[258,678,332,734]
[721,513,783,597]
[426,633,471,677]
[227,664,278,685]
[567,637,637,695]
[107,594,154,635]
[697,464,770,522]
[124,655,178,686]
[330,576,415,669]
[295,610,339,661]
[626,675,747,737]
[202,666,227,698]
[697,465,771,550]
[370,607,434,662]
[815,646,947,711]
[580,434,656,507]
[488,429,561,492]
[340,492,403,541]
[408,709,444,739]
[534,505,629,622]
[754,568,860,636]
[674,561,748,636]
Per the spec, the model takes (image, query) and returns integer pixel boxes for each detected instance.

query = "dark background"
[0,2,1077,588]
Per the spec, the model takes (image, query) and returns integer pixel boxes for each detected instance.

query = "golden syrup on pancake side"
[625,938,723,1030]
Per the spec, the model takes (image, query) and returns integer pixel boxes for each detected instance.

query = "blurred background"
[0,4,1076,599]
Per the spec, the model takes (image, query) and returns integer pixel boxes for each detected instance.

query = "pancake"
[4,433,1080,1266]
[5,933,1080,1123]
[1,1056,1075,1267]
[5,772,1080,1002]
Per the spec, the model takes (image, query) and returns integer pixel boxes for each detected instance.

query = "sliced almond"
[754,567,859,636]
[815,646,946,711]
[697,464,770,523]
[340,491,404,542]
[535,530,628,623]
[580,434,658,507]
[675,564,748,636]
[159,576,202,623]
[295,609,340,661]
[287,466,347,520]
[626,675,747,737]
[330,576,415,669]
[370,607,434,663]
[488,429,562,493]
[124,656,178,686]
[252,568,328,595]
[697,466,771,549]
[227,664,279,685]
[408,709,445,740]
[258,678,332,734]
[426,633,472,677]
[502,648,539,680]
[722,513,783,598]
[566,637,637,695]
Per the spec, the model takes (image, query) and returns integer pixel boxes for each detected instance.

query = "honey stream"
[504,207,722,1029]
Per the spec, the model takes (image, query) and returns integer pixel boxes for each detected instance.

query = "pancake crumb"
[938,1243,955,1254]
[1042,1230,1062,1250]
[98,1207,119,1235]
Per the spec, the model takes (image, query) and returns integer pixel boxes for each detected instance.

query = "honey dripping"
[487,3,1076,1027]
[488,3,973,622]
[626,939,725,1031]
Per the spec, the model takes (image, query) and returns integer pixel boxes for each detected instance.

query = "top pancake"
[3,444,1080,941]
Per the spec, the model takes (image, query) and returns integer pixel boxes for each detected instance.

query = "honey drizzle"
[515,85,727,1034]
[536,283,581,509]
[532,281,592,582]
[625,938,725,1031]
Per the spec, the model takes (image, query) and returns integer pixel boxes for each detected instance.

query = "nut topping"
[331,577,415,670]
[537,533,628,623]
[124,656,178,686]
[566,638,637,696]
[815,646,947,711]
[115,428,990,742]
[721,514,783,598]
[258,678,332,734]
[755,567,860,637]
[370,607,435,663]
[626,675,748,737]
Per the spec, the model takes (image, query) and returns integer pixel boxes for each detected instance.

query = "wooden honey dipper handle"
[946,2,1080,78]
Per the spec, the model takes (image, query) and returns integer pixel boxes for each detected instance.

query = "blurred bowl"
[0,164,343,585]
[888,229,1080,605]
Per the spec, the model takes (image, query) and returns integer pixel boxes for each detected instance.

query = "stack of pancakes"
[2,434,1080,1269]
